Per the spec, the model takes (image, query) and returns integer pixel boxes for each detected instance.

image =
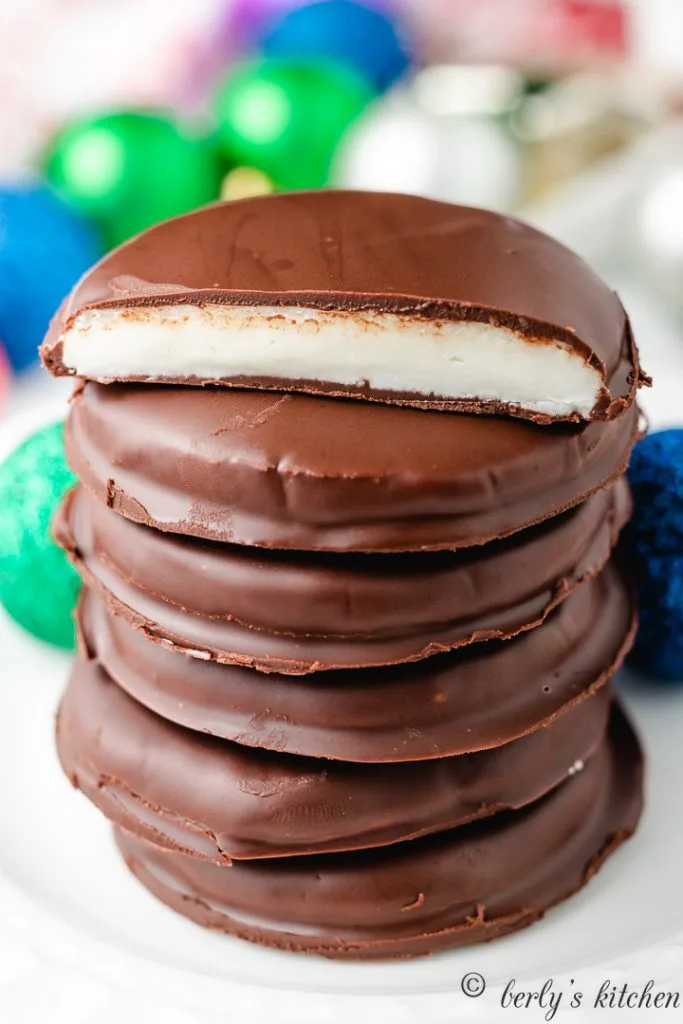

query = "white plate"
[1,621,683,1024]
[1,281,683,1024]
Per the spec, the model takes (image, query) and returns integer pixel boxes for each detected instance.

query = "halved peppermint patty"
[42,190,648,423]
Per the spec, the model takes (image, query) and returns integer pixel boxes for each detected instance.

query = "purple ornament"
[225,0,399,54]
[226,0,305,53]
[262,0,410,92]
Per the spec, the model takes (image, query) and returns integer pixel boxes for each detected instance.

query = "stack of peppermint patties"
[44,191,647,960]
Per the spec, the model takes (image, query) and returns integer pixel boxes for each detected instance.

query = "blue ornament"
[628,429,683,554]
[628,554,683,682]
[0,185,101,370]
[262,0,410,93]
[626,429,683,681]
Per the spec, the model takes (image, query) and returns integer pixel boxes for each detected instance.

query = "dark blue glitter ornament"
[626,429,683,681]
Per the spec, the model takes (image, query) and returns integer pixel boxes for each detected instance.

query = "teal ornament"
[0,422,79,647]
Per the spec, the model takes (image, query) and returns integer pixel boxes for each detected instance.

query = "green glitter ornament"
[0,422,79,648]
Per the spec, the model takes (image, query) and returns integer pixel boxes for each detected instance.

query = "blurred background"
[1,0,683,414]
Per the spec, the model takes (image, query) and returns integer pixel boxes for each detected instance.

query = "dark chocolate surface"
[42,193,647,421]
[56,481,629,669]
[58,655,611,860]
[78,566,635,760]
[65,383,640,552]
[114,704,643,959]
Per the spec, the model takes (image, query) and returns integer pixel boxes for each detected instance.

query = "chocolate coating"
[77,566,635,761]
[42,193,646,422]
[114,704,643,959]
[65,383,640,552]
[57,655,611,860]
[55,482,630,670]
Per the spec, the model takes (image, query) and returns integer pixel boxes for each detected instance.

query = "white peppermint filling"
[60,304,601,417]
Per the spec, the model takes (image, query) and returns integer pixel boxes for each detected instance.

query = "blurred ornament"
[213,58,374,190]
[221,166,275,201]
[0,185,101,371]
[511,74,647,204]
[262,0,411,93]
[334,72,522,211]
[227,0,307,51]
[334,90,437,195]
[0,421,79,648]
[227,0,397,53]
[631,157,683,318]
[44,112,222,248]
[626,429,683,682]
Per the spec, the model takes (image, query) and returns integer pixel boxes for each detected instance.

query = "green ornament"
[0,422,79,648]
[213,58,375,190]
[43,111,223,247]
